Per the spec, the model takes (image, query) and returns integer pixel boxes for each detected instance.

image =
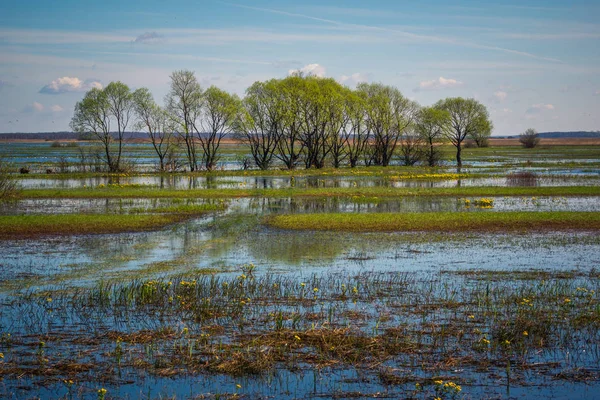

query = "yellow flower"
[313,288,319,293]
[294,335,301,341]
[236,384,242,389]
[0,353,4,359]
[98,388,107,395]
[564,298,571,303]
[523,331,529,336]
[468,314,475,319]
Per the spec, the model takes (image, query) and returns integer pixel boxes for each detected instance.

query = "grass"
[2,267,598,398]
[17,185,600,199]
[0,211,218,239]
[267,211,600,232]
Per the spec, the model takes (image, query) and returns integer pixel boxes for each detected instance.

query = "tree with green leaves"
[358,83,418,167]
[276,76,305,169]
[132,88,176,172]
[194,86,242,170]
[238,80,284,170]
[71,81,133,172]
[165,70,203,172]
[414,107,451,167]
[344,90,369,168]
[435,97,492,168]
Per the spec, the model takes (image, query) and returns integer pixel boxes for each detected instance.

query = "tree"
[469,118,492,148]
[399,130,424,166]
[435,97,492,168]
[165,70,203,172]
[238,80,284,170]
[519,128,540,148]
[358,83,418,167]
[196,86,241,170]
[71,82,133,172]
[414,107,450,167]
[344,91,369,168]
[276,76,305,169]
[132,88,176,172]
[297,77,345,169]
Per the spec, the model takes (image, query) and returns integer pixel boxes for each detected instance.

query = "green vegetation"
[0,207,222,238]
[4,267,597,396]
[17,185,600,199]
[268,211,600,232]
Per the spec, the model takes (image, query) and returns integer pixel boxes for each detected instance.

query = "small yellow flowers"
[97,388,107,400]
[236,384,242,389]
[182,327,189,335]
[294,335,301,341]
[46,297,52,302]
[564,298,571,303]
[352,286,358,294]
[434,380,443,385]
[503,339,511,345]
[313,288,319,293]
[468,314,475,319]
[0,352,4,359]
[300,282,306,287]
[523,331,529,336]
[480,338,490,345]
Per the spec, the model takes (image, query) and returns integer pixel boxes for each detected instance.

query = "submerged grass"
[267,211,600,232]
[0,209,221,239]
[2,267,598,398]
[17,185,600,199]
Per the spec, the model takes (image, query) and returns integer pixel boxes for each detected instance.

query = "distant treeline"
[4,130,599,141]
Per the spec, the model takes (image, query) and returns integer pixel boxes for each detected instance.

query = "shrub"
[0,159,19,200]
[519,128,540,148]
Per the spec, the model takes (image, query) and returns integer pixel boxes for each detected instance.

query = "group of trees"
[71,70,494,172]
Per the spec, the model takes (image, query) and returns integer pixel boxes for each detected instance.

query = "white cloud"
[415,77,463,91]
[22,102,44,113]
[51,105,64,112]
[134,31,163,44]
[40,77,102,94]
[595,90,600,95]
[339,72,369,85]
[526,103,555,118]
[493,91,508,102]
[288,63,326,77]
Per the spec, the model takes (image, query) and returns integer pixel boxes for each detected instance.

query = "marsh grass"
[17,185,600,200]
[2,266,597,398]
[267,211,600,232]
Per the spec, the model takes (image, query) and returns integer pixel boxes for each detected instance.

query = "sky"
[0,0,599,135]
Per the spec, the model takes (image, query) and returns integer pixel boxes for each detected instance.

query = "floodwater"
[1,145,599,399]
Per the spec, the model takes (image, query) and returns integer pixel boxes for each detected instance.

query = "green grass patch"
[0,213,197,239]
[18,185,600,200]
[267,211,600,232]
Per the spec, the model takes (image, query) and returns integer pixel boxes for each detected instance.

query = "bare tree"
[132,88,176,172]
[399,130,424,166]
[519,128,541,148]
[165,70,203,172]
[435,97,492,168]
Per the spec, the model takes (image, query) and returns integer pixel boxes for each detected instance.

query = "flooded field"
[0,143,599,399]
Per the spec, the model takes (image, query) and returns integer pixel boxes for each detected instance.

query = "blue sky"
[1,0,599,134]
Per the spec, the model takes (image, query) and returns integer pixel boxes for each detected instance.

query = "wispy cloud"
[415,77,463,91]
[0,28,131,44]
[502,32,600,40]
[221,2,563,62]
[526,103,555,118]
[493,91,508,102]
[40,77,102,95]
[134,31,163,44]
